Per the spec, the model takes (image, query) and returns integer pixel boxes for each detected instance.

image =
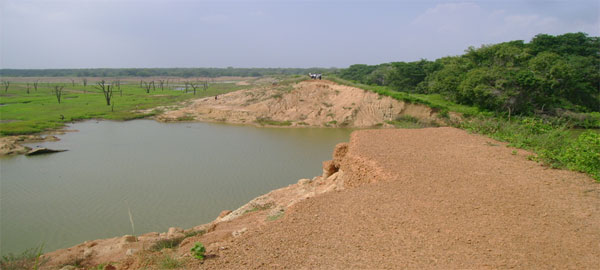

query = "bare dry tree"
[152,81,156,91]
[113,80,122,96]
[26,83,30,94]
[70,79,75,87]
[54,85,64,104]
[184,81,189,93]
[82,78,88,88]
[202,80,209,92]
[188,81,199,95]
[33,80,39,91]
[158,80,165,91]
[95,80,113,105]
[2,81,9,92]
[142,81,153,94]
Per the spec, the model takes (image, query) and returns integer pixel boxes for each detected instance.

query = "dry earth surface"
[40,127,599,270]
[157,80,443,127]
[0,134,61,155]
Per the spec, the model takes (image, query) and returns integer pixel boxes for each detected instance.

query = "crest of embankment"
[157,80,442,127]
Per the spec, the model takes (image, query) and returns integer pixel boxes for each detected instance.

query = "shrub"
[190,242,206,260]
[559,131,600,180]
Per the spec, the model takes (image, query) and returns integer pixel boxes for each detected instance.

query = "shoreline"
[38,138,359,269]
[32,127,600,269]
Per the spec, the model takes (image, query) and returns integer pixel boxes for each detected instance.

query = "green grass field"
[0,81,246,135]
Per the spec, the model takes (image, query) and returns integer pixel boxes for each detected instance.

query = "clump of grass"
[61,257,84,269]
[160,254,182,269]
[149,229,206,252]
[184,229,206,238]
[149,237,185,251]
[175,115,195,121]
[267,211,285,221]
[1,245,46,270]
[255,117,292,126]
[386,115,430,129]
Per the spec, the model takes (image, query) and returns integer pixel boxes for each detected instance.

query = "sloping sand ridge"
[157,80,441,127]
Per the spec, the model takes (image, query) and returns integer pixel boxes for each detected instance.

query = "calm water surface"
[0,120,352,255]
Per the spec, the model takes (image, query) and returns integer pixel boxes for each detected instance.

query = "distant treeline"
[0,67,337,78]
[339,32,600,115]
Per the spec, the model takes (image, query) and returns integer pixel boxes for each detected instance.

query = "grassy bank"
[0,81,246,135]
[333,76,600,181]
[327,76,484,116]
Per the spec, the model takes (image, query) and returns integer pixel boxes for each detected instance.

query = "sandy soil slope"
[186,128,599,269]
[157,80,441,127]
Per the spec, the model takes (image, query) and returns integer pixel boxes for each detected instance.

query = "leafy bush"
[190,242,206,260]
[558,131,600,179]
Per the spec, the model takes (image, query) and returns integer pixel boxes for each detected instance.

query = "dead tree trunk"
[2,81,9,92]
[202,80,209,92]
[33,80,39,91]
[26,83,30,94]
[54,85,64,104]
[142,81,153,94]
[95,80,113,105]
[188,81,199,95]
[115,80,122,96]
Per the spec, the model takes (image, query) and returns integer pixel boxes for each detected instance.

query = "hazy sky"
[1,0,598,69]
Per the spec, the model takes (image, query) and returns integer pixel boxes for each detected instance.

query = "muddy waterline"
[0,120,352,255]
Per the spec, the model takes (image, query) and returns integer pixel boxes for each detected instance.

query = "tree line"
[339,32,599,115]
[0,67,336,78]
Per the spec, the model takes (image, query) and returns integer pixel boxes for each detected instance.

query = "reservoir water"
[0,120,352,255]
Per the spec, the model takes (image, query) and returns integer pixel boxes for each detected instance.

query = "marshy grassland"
[0,78,247,135]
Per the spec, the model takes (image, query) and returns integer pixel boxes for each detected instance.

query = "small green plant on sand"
[190,242,206,260]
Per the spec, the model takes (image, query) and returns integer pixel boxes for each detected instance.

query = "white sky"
[1,0,598,69]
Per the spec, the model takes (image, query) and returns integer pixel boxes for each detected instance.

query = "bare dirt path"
[190,128,599,269]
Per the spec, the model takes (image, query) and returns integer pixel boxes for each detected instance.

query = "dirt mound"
[157,80,440,127]
[0,134,60,156]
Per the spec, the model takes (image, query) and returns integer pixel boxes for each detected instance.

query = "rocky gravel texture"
[192,128,599,269]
